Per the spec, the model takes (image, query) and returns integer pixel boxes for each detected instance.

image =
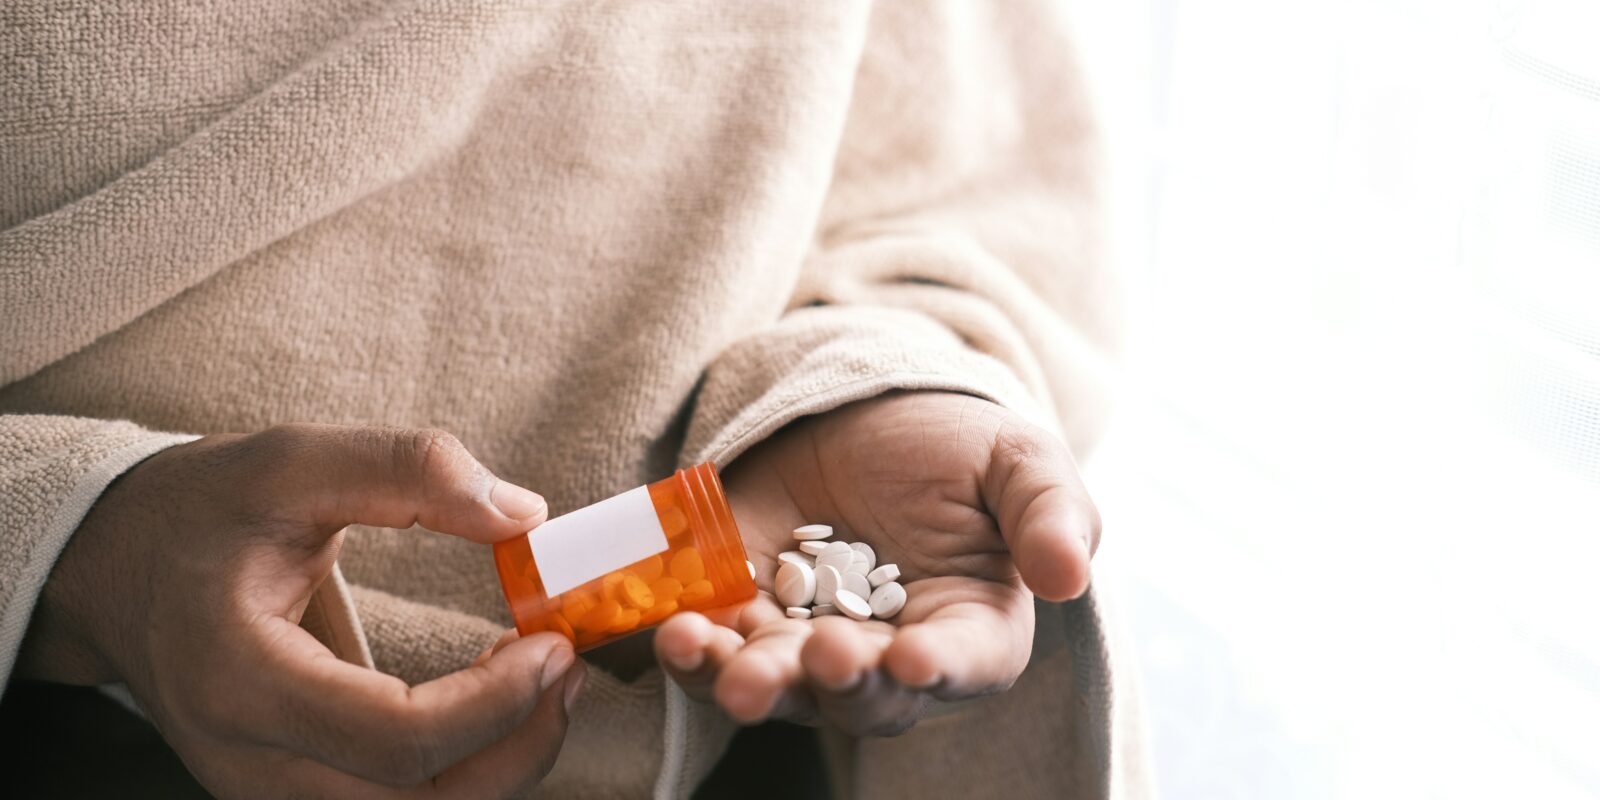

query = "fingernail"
[665,647,703,674]
[563,664,588,714]
[492,480,547,520]
[818,668,863,694]
[541,646,575,691]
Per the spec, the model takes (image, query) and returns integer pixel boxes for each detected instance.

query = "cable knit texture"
[0,1,1141,797]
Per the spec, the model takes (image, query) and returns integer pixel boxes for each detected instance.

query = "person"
[0,1,1146,797]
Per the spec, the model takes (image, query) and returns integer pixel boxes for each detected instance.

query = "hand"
[16,424,586,798]
[654,392,1099,735]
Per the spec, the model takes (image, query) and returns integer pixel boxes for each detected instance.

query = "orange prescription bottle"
[493,463,757,651]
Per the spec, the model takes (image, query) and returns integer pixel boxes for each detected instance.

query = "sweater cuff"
[683,304,1053,470]
[0,420,198,687]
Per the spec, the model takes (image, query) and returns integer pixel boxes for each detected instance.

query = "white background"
[1069,0,1600,796]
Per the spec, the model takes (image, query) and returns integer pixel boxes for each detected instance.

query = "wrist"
[15,443,184,685]
[16,504,128,684]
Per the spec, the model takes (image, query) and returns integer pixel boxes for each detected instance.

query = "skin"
[15,425,586,798]
[17,390,1098,792]
[654,391,1101,735]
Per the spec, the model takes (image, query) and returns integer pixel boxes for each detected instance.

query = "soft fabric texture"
[0,1,1142,797]
[0,420,198,684]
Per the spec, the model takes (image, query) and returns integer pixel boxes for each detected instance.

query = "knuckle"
[992,416,1043,454]
[993,421,1074,493]
[993,422,1048,468]
[999,440,1045,475]
[394,427,468,481]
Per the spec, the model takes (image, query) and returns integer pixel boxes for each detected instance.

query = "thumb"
[981,420,1101,601]
[248,423,547,543]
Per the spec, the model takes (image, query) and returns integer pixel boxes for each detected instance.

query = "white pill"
[843,571,872,600]
[786,606,813,620]
[868,563,900,588]
[868,581,907,619]
[813,564,842,607]
[792,524,833,541]
[747,560,756,579]
[815,541,855,573]
[798,540,829,556]
[811,604,839,616]
[775,561,816,608]
[850,542,876,571]
[834,590,872,621]
[778,551,814,569]
[845,550,872,576]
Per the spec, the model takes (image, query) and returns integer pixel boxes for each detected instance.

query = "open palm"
[654,391,1100,735]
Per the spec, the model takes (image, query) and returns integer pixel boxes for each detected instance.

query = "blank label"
[527,486,668,596]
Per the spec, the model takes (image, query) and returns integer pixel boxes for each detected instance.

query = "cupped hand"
[17,424,585,798]
[654,392,1100,735]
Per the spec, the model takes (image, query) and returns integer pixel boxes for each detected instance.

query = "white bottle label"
[527,485,668,596]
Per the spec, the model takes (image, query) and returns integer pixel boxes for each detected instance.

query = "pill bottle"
[493,462,757,650]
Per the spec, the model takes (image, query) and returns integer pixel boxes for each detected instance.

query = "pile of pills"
[771,524,906,622]
[548,548,719,646]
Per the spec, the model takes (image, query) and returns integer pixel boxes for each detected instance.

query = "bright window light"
[1072,0,1600,796]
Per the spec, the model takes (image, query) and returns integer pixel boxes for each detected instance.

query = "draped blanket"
[0,2,1143,796]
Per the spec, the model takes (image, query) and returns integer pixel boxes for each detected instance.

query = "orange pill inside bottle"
[493,463,756,651]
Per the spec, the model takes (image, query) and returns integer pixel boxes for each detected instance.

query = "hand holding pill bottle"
[494,463,758,650]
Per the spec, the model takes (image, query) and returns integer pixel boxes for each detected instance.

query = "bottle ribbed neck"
[674,463,744,599]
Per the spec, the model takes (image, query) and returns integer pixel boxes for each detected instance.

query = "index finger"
[239,424,547,543]
[225,618,576,786]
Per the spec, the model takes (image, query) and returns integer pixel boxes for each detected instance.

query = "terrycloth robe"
[0,1,1147,796]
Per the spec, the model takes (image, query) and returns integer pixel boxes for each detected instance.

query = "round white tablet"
[747,560,756,579]
[778,551,814,569]
[849,542,876,572]
[811,604,839,617]
[845,550,871,576]
[815,541,855,573]
[792,524,833,541]
[834,590,872,621]
[798,540,829,557]
[868,581,907,619]
[843,571,872,601]
[868,563,900,588]
[775,561,816,608]
[813,564,842,607]
[786,606,813,619]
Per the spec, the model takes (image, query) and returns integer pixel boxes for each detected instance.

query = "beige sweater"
[0,1,1143,797]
